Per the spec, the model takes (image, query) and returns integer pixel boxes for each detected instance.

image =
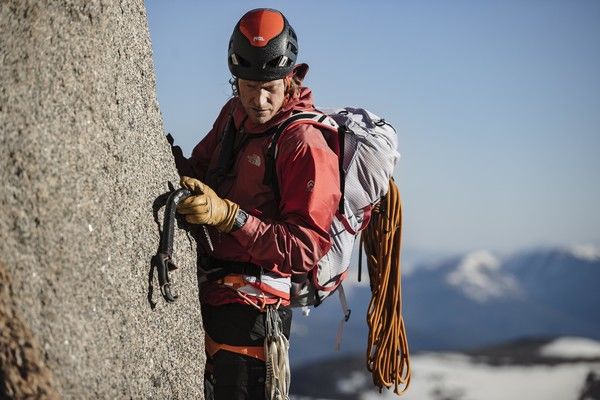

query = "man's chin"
[249,114,273,125]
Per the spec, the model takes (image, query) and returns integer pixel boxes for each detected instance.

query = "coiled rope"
[362,179,411,395]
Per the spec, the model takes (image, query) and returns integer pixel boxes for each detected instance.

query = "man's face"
[238,78,286,125]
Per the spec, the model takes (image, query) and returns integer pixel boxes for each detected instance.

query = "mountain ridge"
[290,244,600,366]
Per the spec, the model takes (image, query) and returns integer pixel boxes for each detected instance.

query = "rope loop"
[363,179,411,395]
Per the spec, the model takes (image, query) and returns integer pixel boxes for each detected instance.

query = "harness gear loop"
[363,179,411,395]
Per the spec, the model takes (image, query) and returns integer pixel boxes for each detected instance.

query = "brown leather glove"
[177,176,240,233]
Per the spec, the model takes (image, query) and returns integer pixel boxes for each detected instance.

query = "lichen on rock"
[0,262,60,399]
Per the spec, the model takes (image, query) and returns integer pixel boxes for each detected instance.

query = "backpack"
[264,107,399,310]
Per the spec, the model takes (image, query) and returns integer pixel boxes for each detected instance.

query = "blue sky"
[146,1,600,254]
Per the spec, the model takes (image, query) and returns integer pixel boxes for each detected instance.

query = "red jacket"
[188,85,341,306]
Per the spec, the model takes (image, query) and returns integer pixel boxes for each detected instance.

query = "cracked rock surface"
[0,1,204,398]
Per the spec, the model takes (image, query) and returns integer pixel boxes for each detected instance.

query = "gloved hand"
[177,176,240,233]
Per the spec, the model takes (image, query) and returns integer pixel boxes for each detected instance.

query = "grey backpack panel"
[331,108,399,214]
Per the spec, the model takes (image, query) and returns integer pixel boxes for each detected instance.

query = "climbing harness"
[264,303,291,400]
[362,179,411,395]
[152,187,213,303]
[204,334,266,362]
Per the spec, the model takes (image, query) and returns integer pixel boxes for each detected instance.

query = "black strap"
[206,115,278,189]
[358,233,363,283]
[263,112,349,215]
[263,112,328,203]
[337,125,347,215]
[206,115,237,188]
[199,257,262,283]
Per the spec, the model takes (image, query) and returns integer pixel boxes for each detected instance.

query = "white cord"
[264,306,290,400]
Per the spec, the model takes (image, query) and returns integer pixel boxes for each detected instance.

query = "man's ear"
[292,63,309,81]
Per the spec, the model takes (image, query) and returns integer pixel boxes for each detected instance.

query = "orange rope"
[362,179,411,395]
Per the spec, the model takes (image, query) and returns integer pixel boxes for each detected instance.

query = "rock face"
[0,1,205,398]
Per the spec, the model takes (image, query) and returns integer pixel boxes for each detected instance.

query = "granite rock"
[0,1,205,398]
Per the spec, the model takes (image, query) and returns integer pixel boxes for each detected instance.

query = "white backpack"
[264,107,399,311]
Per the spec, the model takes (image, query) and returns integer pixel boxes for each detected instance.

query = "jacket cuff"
[230,214,260,249]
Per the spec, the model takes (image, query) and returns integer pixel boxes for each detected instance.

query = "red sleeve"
[231,124,341,277]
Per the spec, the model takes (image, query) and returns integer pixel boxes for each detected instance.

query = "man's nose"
[254,89,269,107]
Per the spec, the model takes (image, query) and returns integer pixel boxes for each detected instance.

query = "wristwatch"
[232,209,249,231]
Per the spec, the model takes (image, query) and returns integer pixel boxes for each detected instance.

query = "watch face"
[234,210,248,230]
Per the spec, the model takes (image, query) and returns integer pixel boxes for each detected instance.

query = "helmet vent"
[230,53,250,67]
[288,27,297,41]
[277,56,289,68]
[266,55,293,69]
[287,42,298,55]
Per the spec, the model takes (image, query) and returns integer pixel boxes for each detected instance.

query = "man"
[175,8,341,400]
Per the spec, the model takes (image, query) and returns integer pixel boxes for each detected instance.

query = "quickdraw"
[264,302,291,400]
[152,188,192,302]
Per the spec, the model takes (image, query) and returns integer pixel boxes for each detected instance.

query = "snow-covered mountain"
[290,337,600,400]
[289,245,600,366]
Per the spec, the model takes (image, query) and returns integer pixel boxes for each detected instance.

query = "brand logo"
[247,154,262,167]
[306,180,315,192]
[253,36,265,42]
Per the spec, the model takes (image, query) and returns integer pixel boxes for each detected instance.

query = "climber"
[174,8,340,400]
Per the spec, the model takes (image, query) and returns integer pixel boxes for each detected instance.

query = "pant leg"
[211,349,266,400]
[201,303,292,400]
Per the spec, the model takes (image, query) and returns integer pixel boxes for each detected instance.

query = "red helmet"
[228,8,299,81]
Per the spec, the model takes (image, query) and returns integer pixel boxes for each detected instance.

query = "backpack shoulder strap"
[263,112,339,202]
[205,115,236,187]
[207,114,278,189]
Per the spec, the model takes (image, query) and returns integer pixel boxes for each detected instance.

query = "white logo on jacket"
[247,153,262,167]
[306,180,315,192]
